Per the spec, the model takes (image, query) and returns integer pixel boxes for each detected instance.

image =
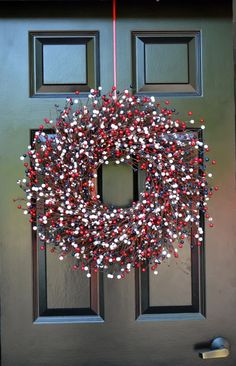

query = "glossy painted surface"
[30,31,100,97]
[43,44,87,84]
[101,162,134,207]
[145,43,189,84]
[0,1,235,365]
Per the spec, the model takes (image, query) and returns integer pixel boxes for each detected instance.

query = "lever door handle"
[199,337,230,359]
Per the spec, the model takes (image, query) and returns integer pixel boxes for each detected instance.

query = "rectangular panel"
[46,246,90,309]
[135,129,205,321]
[43,44,86,84]
[149,239,192,307]
[32,130,104,323]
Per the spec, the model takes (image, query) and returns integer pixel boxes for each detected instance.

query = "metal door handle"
[199,337,230,359]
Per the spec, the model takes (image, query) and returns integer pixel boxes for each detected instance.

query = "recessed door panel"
[46,247,90,309]
[43,44,87,84]
[149,242,192,307]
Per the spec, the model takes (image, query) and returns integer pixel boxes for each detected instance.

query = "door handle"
[199,337,230,359]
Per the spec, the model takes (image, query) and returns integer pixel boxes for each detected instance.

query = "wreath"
[17,88,217,279]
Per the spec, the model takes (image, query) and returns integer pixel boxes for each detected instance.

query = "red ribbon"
[113,0,117,94]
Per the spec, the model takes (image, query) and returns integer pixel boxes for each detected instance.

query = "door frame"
[0,0,234,364]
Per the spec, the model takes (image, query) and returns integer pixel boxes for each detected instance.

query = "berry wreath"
[17,88,217,279]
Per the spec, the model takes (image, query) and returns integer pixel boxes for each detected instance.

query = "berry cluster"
[17,88,217,279]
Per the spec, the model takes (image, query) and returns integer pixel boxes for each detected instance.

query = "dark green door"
[1,1,235,365]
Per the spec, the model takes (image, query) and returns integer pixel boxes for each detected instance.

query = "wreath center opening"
[97,160,139,209]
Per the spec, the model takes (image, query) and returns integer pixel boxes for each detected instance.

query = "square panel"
[43,44,87,84]
[145,43,189,84]
[29,31,100,97]
[132,31,202,96]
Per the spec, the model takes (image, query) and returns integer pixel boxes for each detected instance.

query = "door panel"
[29,30,100,97]
[46,250,90,309]
[148,242,192,307]
[131,30,201,95]
[0,1,235,366]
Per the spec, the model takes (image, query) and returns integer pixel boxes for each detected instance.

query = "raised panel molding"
[135,129,206,321]
[135,238,205,321]
[33,241,104,324]
[29,31,100,98]
[132,31,202,97]
[31,130,104,324]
